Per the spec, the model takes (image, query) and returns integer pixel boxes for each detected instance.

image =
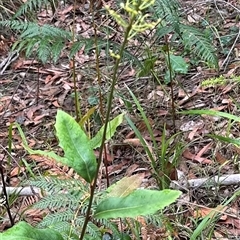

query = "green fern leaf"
[181,25,218,68]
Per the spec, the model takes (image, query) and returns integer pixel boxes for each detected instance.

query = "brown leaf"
[94,150,114,163]
[183,148,212,164]
[10,166,25,177]
[125,164,139,176]
[215,151,228,165]
[123,138,142,147]
[108,174,145,197]
[26,105,44,120]
[197,142,212,157]
[221,217,240,229]
[193,205,227,220]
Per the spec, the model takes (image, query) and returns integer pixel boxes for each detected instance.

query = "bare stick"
[171,174,240,190]
[0,186,41,196]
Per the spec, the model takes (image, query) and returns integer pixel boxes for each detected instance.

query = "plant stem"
[79,7,138,240]
[72,0,80,122]
[165,36,176,132]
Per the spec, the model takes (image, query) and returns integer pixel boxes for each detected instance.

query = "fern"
[96,218,123,239]
[0,20,72,63]
[152,0,218,68]
[28,176,118,239]
[144,214,165,227]
[33,193,83,209]
[75,219,101,239]
[154,0,181,34]
[28,176,89,194]
[13,0,56,18]
[38,210,75,227]
[180,24,218,68]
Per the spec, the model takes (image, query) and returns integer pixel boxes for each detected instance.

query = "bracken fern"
[13,0,58,18]
[154,0,218,68]
[0,0,218,68]
[28,176,119,239]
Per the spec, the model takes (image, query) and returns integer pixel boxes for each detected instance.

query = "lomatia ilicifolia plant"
[0,0,182,240]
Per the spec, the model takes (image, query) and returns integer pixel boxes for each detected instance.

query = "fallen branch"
[0,186,41,196]
[170,174,240,190]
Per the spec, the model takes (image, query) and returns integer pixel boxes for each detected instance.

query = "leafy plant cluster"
[0,0,226,239]
[0,110,181,240]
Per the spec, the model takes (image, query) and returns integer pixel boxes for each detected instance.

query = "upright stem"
[79,9,137,240]
[72,0,80,122]
[165,35,176,132]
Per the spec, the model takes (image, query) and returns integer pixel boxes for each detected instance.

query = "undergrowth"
[1,0,232,239]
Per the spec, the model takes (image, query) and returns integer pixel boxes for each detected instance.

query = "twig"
[0,163,14,226]
[0,186,41,196]
[171,174,240,190]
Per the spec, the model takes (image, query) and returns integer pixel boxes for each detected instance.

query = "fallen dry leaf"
[193,205,227,220]
[10,167,25,177]
[215,151,228,165]
[183,147,212,164]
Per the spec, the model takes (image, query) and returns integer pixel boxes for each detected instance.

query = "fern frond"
[13,0,53,18]
[144,214,164,227]
[154,0,181,34]
[75,218,101,239]
[0,20,35,32]
[0,20,71,39]
[50,222,80,240]
[38,210,75,227]
[20,24,70,39]
[38,209,102,239]
[28,176,89,194]
[33,193,83,209]
[96,218,121,238]
[0,20,71,63]
[180,24,218,68]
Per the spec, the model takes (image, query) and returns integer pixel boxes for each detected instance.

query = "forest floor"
[1,0,240,239]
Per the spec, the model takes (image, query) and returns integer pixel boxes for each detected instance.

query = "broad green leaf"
[107,174,144,197]
[94,189,181,219]
[164,54,188,83]
[0,221,63,240]
[55,110,97,183]
[181,109,240,122]
[169,54,188,74]
[90,113,124,149]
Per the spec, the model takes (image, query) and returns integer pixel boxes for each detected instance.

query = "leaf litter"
[0,0,240,238]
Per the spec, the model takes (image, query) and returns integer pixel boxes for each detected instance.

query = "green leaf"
[90,113,124,149]
[94,189,181,219]
[0,221,63,240]
[181,109,240,122]
[55,110,97,183]
[169,54,188,74]
[107,174,144,197]
[137,57,157,77]
[164,54,188,83]
[210,134,240,146]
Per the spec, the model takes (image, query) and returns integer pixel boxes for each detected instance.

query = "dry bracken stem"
[91,7,110,187]
[165,35,176,132]
[72,0,80,122]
